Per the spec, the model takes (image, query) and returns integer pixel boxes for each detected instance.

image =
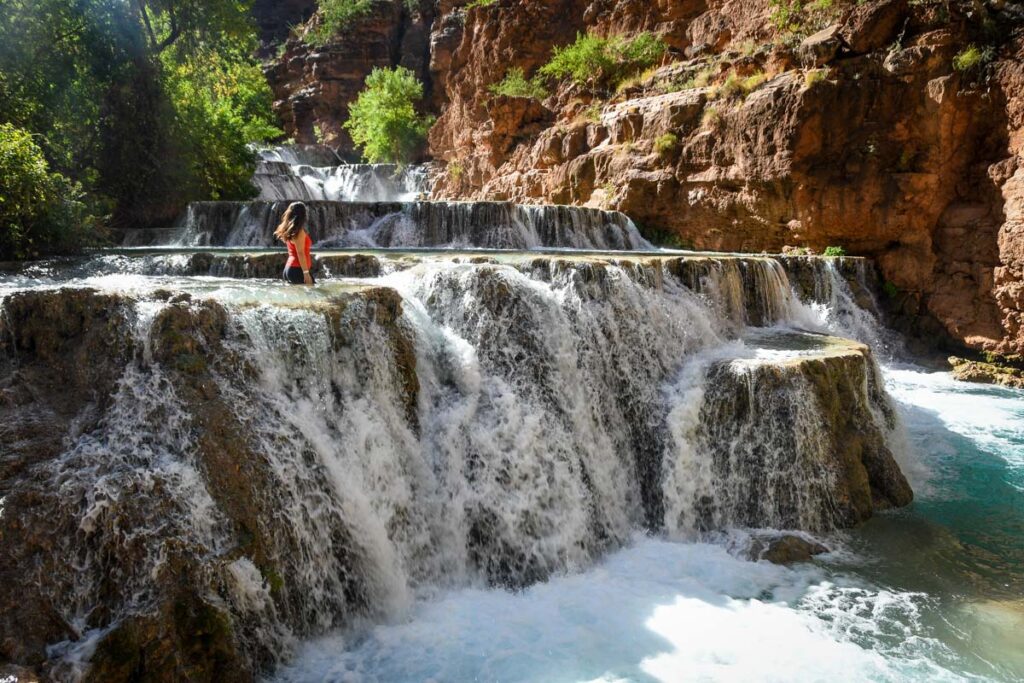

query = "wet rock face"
[949,355,1024,389]
[679,341,913,532]
[0,287,422,679]
[749,533,830,565]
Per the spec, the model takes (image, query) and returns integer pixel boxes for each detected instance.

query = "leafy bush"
[618,32,668,68]
[489,67,548,100]
[882,281,899,299]
[823,245,846,257]
[345,66,434,164]
[769,0,840,35]
[307,0,376,46]
[465,0,496,8]
[540,33,618,91]
[654,133,679,157]
[0,124,91,259]
[952,44,994,74]
[539,32,667,93]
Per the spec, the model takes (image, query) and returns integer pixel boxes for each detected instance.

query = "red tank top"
[286,232,311,269]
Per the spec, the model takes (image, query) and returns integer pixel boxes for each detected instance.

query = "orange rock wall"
[261,0,1024,354]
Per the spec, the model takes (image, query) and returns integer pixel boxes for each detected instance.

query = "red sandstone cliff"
[261,0,1024,356]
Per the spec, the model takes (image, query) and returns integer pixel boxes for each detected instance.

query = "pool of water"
[272,366,1024,683]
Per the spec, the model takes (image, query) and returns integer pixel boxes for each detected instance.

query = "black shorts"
[283,266,315,285]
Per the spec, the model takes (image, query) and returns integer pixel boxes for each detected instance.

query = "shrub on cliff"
[489,67,549,100]
[307,0,376,45]
[345,66,434,164]
[539,32,667,94]
[0,123,92,260]
[653,133,679,158]
[769,0,841,36]
[952,44,994,78]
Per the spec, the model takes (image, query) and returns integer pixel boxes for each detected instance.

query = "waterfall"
[253,145,430,203]
[779,255,901,355]
[0,246,914,679]
[254,161,430,203]
[150,200,651,251]
[1,146,921,680]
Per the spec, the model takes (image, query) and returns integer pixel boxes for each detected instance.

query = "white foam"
[272,536,959,683]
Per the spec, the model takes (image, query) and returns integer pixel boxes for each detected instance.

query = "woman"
[275,202,315,286]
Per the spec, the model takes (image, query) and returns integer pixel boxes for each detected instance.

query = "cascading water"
[143,200,651,251]
[3,147,1020,682]
[253,145,430,203]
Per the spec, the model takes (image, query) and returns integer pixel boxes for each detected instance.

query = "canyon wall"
[260,0,1024,355]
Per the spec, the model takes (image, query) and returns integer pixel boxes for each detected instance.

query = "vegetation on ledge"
[538,31,668,95]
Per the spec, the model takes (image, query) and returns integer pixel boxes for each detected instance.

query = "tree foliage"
[0,124,91,260]
[0,0,280,256]
[129,0,254,54]
[345,66,434,164]
[162,44,281,200]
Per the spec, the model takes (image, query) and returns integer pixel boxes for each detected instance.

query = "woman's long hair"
[274,202,308,243]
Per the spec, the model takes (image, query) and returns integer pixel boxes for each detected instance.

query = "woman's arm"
[294,232,313,285]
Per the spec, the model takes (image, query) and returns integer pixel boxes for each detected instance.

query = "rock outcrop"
[256,0,1024,356]
[264,0,434,157]
[0,286,419,680]
[949,355,1024,388]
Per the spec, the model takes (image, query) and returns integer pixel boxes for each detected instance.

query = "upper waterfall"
[121,146,652,251]
[125,200,652,251]
[253,145,431,203]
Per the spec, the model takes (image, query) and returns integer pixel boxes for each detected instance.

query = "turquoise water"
[273,366,1024,682]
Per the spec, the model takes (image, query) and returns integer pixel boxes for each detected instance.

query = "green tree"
[539,33,617,93]
[162,44,281,200]
[0,0,281,246]
[345,66,434,164]
[128,0,255,54]
[0,124,91,260]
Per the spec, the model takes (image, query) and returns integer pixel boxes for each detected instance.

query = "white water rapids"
[3,157,1020,680]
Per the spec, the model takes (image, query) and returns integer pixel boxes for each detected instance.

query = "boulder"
[749,534,830,564]
[840,0,909,54]
[949,356,1024,389]
[799,25,844,68]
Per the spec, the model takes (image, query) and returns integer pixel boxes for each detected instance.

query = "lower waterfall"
[0,250,916,679]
